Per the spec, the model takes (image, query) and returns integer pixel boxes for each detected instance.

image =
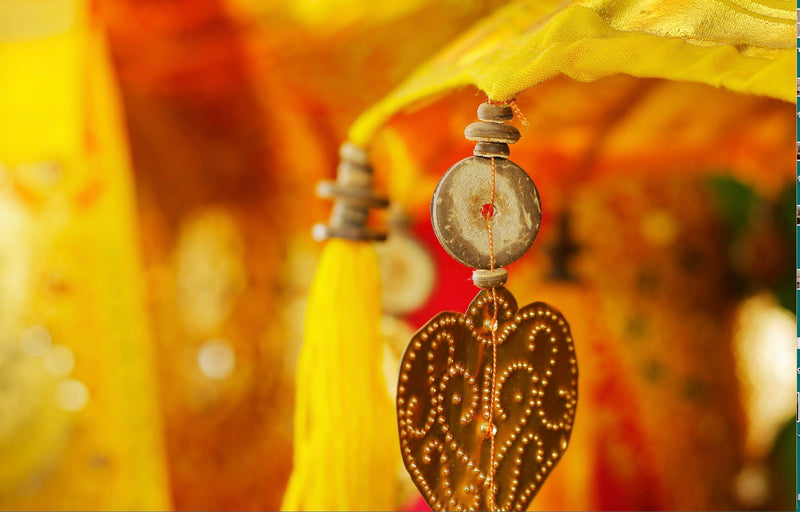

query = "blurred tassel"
[282,240,396,510]
[282,143,396,510]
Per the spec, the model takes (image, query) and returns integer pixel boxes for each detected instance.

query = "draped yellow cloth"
[349,0,794,146]
[0,1,171,509]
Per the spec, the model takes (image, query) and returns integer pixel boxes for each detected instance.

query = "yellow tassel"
[282,238,397,511]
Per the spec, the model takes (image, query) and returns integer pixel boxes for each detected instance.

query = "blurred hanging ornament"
[396,102,578,511]
[376,209,436,317]
[377,209,436,401]
[283,143,399,511]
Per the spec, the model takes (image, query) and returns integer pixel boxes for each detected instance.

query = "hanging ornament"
[377,208,436,317]
[396,101,578,511]
[283,143,399,511]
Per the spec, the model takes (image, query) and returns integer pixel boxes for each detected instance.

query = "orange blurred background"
[0,1,795,511]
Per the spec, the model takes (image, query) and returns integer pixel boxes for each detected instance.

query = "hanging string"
[507,99,528,127]
[481,95,527,509]
[483,155,500,511]
[487,97,529,126]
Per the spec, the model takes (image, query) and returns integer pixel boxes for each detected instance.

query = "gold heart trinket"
[396,287,578,511]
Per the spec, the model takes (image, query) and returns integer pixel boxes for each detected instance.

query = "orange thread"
[485,157,497,271]
[484,156,499,511]
[486,95,528,126]
[507,98,529,127]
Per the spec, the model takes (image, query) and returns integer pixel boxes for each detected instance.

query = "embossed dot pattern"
[396,287,578,511]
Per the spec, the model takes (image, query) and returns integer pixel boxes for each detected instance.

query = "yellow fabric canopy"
[349,0,794,146]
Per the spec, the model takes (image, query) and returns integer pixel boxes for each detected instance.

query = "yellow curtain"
[0,1,171,509]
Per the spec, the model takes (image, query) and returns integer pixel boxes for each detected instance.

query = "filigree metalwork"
[396,287,578,511]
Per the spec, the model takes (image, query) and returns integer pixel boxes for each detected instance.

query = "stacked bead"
[467,103,524,290]
[314,142,388,241]
[430,101,542,288]
[467,103,519,159]
[472,268,508,289]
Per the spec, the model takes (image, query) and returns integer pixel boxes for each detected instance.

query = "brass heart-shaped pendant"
[396,287,578,511]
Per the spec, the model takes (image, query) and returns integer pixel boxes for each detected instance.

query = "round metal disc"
[430,156,541,269]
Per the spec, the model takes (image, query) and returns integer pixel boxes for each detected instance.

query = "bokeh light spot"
[44,345,75,377]
[198,339,235,380]
[56,379,89,412]
[20,326,51,357]
[640,210,678,246]
[733,464,769,507]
